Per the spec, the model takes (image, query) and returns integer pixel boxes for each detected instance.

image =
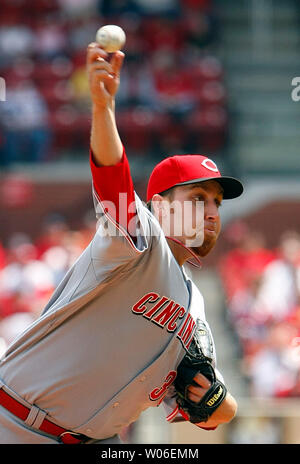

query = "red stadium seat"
[48,105,77,152]
[117,109,172,153]
[185,106,228,152]
[32,59,73,85]
[26,0,59,14]
[191,56,223,82]
[49,104,90,154]
[0,10,21,26]
[39,79,74,110]
[195,80,227,106]
[182,0,213,10]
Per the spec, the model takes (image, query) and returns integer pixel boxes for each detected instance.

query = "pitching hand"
[86,42,124,109]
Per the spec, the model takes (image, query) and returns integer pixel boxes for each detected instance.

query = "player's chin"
[191,235,218,257]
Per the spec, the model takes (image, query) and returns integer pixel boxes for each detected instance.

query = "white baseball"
[95,25,126,53]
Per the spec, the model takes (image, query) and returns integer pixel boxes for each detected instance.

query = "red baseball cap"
[146,154,243,202]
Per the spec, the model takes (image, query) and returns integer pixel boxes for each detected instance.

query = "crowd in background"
[219,222,300,398]
[0,211,96,354]
[0,0,227,167]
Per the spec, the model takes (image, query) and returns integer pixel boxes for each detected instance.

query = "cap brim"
[175,176,244,199]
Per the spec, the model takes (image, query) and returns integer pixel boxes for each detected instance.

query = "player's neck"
[166,237,202,267]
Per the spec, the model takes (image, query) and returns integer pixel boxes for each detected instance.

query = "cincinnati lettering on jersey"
[132,292,196,350]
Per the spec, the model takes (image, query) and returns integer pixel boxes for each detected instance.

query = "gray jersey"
[0,187,217,443]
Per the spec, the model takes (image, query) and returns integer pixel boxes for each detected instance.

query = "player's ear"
[151,194,170,220]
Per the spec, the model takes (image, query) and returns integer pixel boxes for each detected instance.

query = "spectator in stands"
[0,214,94,353]
[69,66,90,111]
[0,78,51,166]
[133,0,181,17]
[0,311,37,357]
[218,225,300,398]
[116,16,145,63]
[218,223,277,356]
[34,16,68,60]
[251,231,300,323]
[0,235,40,295]
[0,289,33,321]
[151,49,196,120]
[219,222,276,303]
[0,24,35,67]
[0,243,6,270]
[183,4,219,50]
[57,0,98,18]
[142,17,185,53]
[99,0,141,18]
[0,0,228,161]
[116,56,159,110]
[34,213,70,258]
[248,321,300,397]
[0,233,51,320]
[67,18,101,53]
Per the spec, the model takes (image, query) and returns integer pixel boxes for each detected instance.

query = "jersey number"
[149,370,177,402]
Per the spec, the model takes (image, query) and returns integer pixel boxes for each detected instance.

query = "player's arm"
[87,43,140,237]
[87,42,124,166]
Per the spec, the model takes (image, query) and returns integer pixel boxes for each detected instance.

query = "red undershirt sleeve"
[89,146,137,235]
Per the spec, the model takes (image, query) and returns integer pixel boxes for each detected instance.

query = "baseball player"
[0,44,243,444]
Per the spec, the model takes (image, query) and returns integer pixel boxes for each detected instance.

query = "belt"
[0,387,89,444]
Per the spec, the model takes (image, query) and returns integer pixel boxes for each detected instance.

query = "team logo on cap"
[201,159,218,173]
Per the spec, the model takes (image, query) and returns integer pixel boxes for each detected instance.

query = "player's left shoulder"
[186,277,206,321]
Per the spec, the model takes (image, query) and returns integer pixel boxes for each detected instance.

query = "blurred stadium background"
[0,0,300,445]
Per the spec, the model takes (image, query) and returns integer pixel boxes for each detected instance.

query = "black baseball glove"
[174,319,227,424]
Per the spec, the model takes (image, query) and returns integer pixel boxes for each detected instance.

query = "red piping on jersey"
[165,237,202,268]
[166,404,180,422]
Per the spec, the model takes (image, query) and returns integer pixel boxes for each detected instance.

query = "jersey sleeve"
[90,147,136,233]
[89,147,163,277]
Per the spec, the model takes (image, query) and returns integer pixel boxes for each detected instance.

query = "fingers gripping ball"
[174,319,227,423]
[96,25,126,53]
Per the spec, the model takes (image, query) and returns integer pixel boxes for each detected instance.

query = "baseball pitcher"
[0,44,243,444]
